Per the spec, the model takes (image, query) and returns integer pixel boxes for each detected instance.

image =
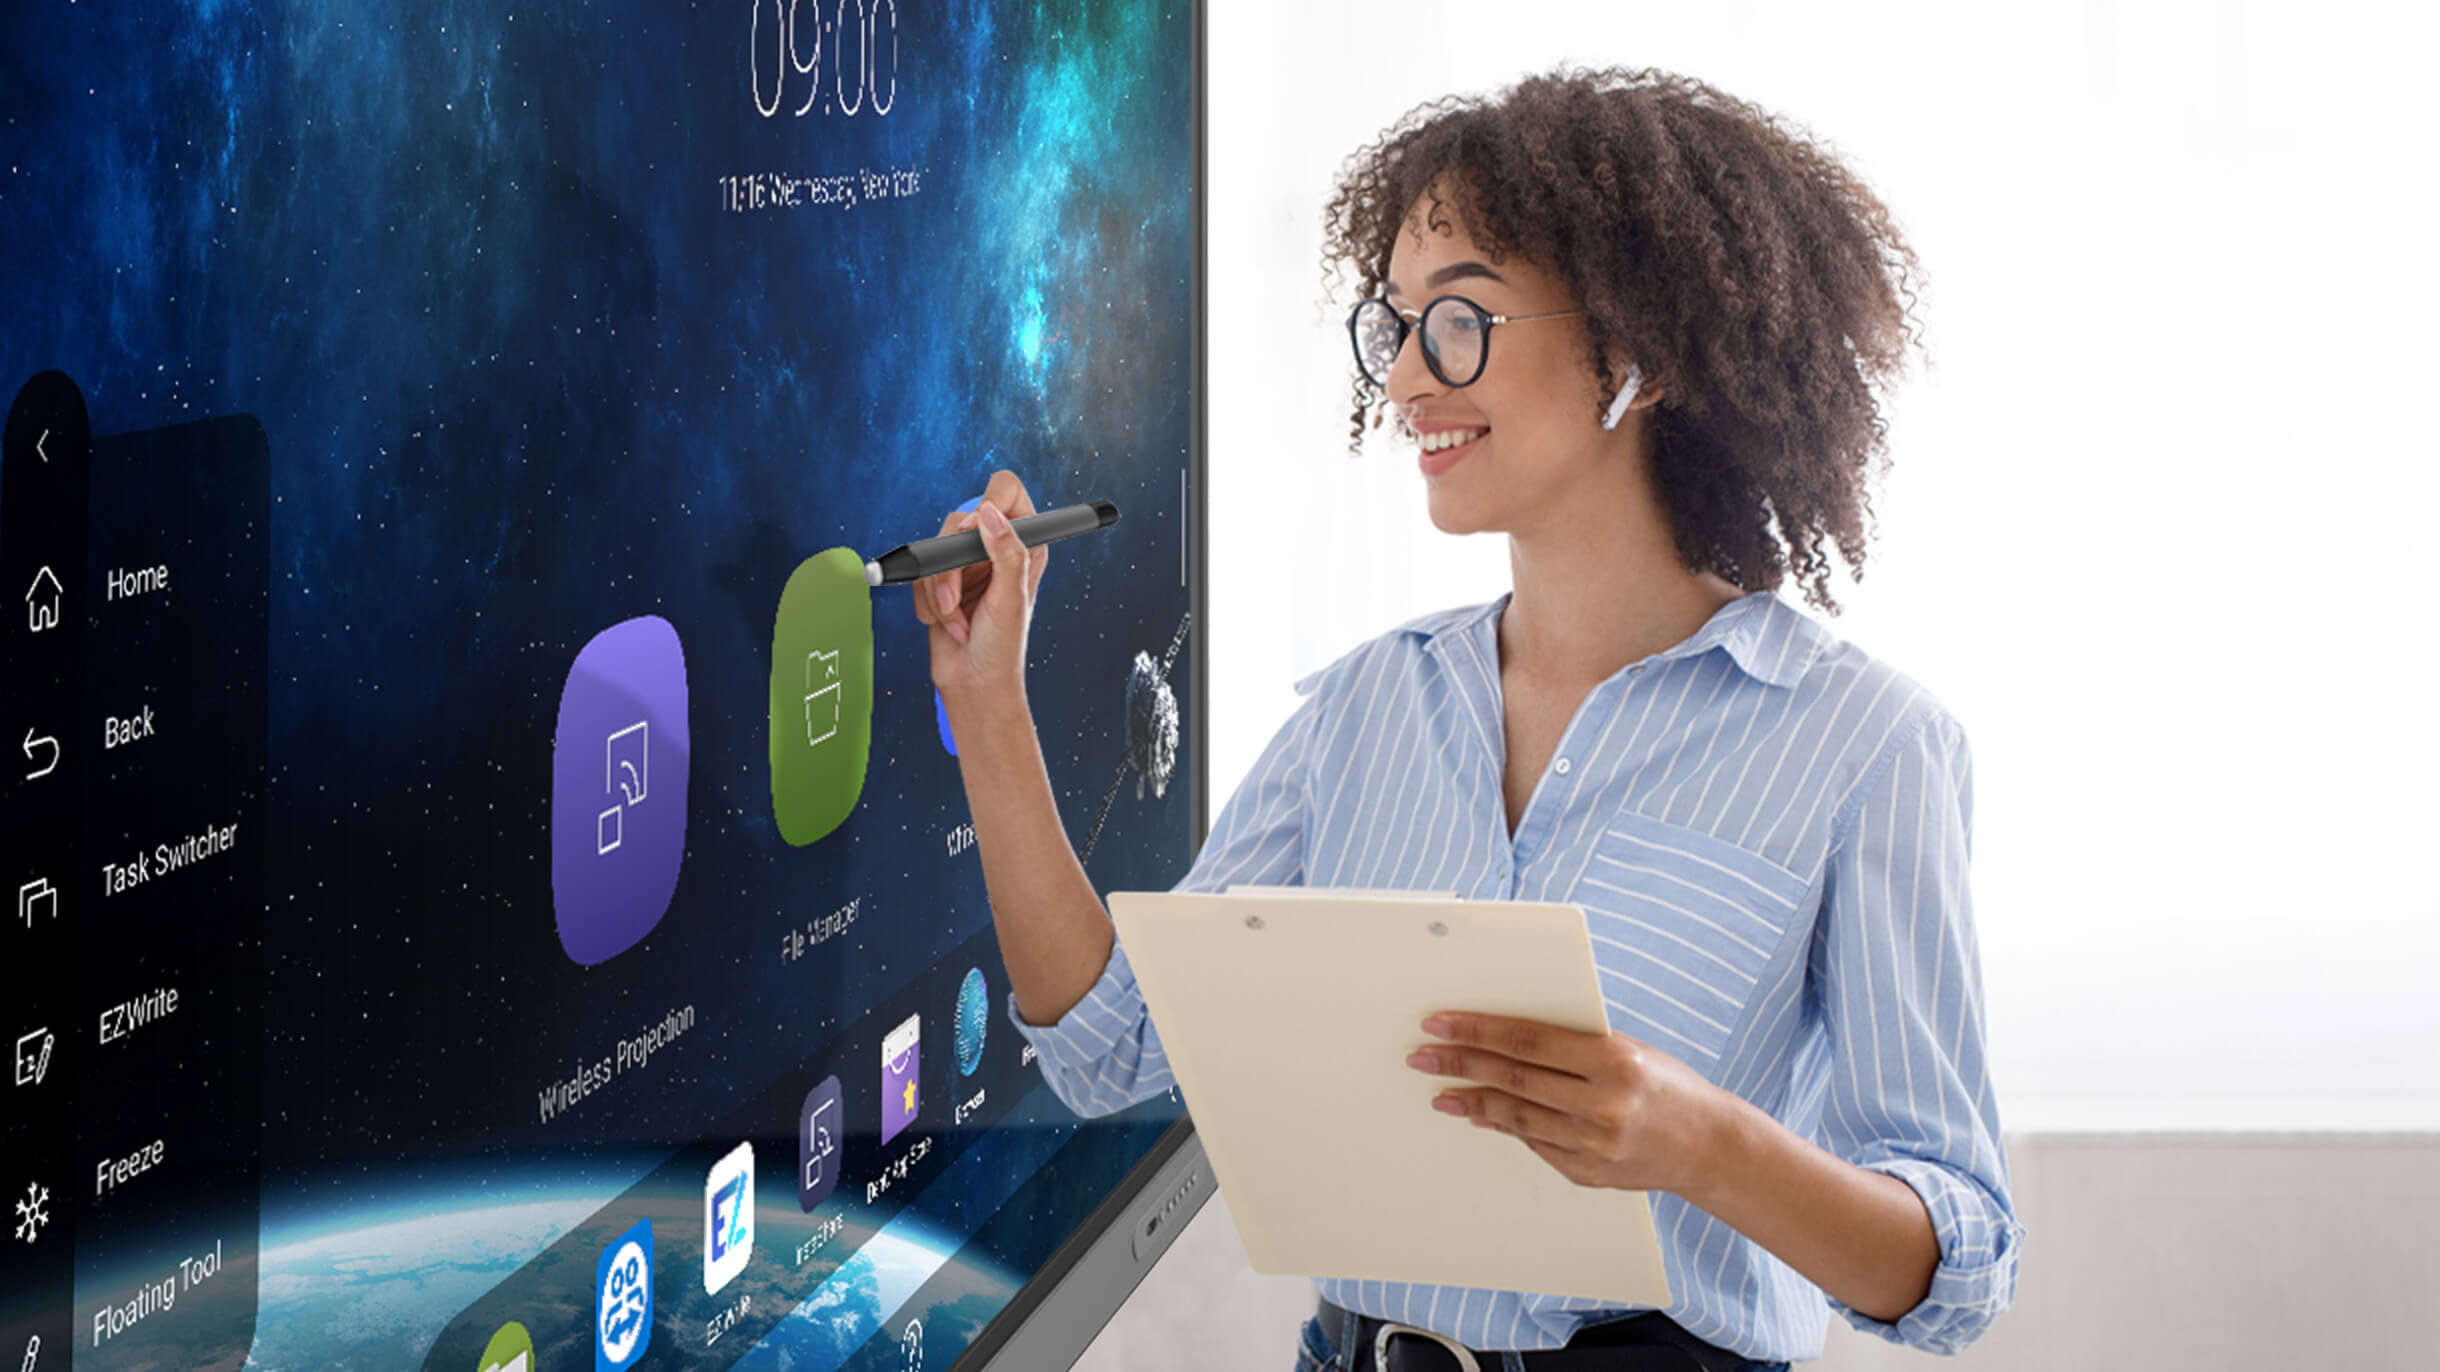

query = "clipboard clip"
[1376,1323,1483,1372]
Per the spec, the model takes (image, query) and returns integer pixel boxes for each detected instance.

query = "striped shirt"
[1005,588,2024,1361]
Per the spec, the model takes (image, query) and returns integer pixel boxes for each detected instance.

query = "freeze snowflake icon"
[13,1180,48,1244]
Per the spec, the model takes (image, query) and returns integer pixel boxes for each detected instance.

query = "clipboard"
[1106,886,1673,1306]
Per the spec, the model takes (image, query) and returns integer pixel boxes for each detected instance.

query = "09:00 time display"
[752,0,899,119]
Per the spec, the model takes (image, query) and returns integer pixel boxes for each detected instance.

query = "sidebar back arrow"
[22,729,60,780]
[35,428,50,463]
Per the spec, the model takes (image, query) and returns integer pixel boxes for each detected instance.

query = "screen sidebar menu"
[3,371,268,1368]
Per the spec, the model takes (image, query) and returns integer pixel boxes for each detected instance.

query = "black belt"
[1318,1297,1753,1372]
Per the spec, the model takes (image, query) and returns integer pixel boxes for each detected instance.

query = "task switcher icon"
[16,879,57,930]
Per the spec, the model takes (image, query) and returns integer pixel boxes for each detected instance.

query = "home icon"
[25,565,63,633]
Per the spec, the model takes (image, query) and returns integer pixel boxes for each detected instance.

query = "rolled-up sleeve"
[1007,665,1327,1118]
[1814,704,2025,1355]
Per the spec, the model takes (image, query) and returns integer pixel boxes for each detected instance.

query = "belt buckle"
[1373,1321,1483,1372]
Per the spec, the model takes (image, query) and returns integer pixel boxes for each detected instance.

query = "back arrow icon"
[35,430,50,463]
[21,730,59,780]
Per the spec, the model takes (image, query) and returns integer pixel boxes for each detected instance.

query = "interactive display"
[1,0,1201,1366]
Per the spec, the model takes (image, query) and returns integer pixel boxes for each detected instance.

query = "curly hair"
[1317,65,1927,615]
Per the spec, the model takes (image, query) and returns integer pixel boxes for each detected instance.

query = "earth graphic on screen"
[954,967,991,1077]
[206,1173,1021,1370]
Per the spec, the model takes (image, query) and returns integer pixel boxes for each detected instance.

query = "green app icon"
[770,548,874,846]
[478,1320,535,1372]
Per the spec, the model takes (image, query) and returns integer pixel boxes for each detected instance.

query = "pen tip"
[864,561,881,587]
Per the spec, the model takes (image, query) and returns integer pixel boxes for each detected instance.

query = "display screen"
[1,1,1197,1366]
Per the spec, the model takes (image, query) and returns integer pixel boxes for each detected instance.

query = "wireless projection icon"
[553,616,691,965]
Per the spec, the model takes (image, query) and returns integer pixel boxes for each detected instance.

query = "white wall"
[1201,0,2440,1134]
[1077,1134,2440,1370]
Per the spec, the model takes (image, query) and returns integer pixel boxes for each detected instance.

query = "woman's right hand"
[915,468,1051,703]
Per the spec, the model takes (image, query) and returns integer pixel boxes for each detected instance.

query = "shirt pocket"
[1567,809,1816,1077]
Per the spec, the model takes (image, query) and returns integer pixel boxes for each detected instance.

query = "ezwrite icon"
[704,1141,755,1294]
[594,1218,652,1371]
[553,616,690,965]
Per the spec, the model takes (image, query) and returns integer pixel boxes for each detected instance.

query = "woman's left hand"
[1407,1011,1740,1200]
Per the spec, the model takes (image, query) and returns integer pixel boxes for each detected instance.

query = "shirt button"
[1554,757,1572,775]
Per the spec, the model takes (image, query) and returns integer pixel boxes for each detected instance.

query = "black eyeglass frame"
[1346,294,1582,390]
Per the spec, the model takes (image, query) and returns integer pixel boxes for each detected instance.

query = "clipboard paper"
[1106,888,1673,1307]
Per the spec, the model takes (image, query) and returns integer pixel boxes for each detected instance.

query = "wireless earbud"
[1601,366,1646,431]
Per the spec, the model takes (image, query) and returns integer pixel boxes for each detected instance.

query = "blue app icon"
[955,967,989,1076]
[596,1217,653,1371]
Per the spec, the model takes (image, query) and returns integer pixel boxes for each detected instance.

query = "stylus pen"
[863,499,1119,587]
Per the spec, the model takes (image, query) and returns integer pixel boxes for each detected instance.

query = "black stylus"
[863,499,1120,587]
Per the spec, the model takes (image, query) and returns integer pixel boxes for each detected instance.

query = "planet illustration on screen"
[954,967,989,1076]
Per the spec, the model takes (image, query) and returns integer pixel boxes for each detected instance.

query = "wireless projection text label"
[536,1004,699,1125]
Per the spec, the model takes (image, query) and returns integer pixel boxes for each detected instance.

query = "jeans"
[1293,1313,1794,1372]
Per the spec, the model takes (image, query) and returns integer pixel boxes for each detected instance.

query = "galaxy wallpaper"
[0,0,1197,1365]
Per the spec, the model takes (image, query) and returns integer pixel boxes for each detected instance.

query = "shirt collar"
[1403,587,1819,690]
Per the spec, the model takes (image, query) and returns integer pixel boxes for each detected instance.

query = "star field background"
[0,0,1195,1301]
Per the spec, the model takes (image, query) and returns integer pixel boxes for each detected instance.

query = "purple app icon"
[553,616,690,965]
[881,1014,921,1145]
[799,1074,844,1211]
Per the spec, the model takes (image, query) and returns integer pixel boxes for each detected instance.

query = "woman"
[915,65,2022,1372]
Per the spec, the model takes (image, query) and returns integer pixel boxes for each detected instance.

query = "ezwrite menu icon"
[552,616,690,965]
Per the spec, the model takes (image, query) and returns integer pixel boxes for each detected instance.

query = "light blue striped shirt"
[1007,588,2023,1361]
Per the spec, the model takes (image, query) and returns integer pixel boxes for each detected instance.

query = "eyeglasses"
[1347,294,1581,390]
